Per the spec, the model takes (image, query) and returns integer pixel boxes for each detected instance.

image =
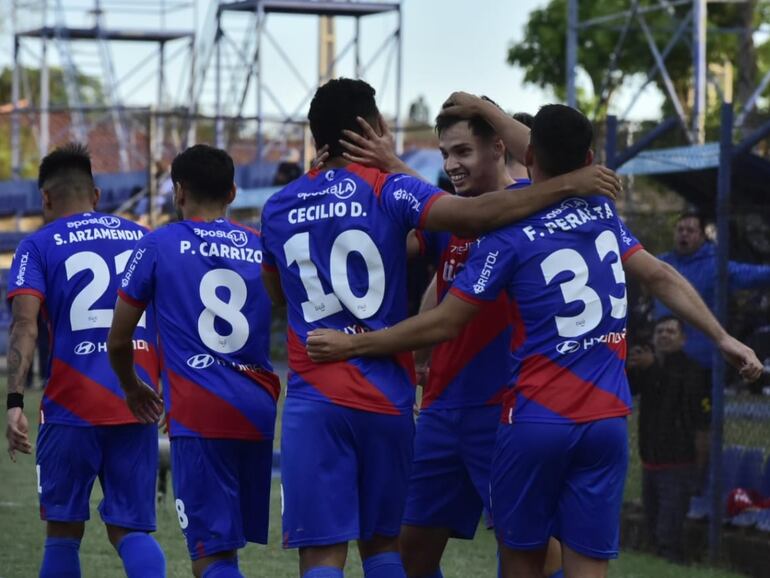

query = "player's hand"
[340,115,401,172]
[123,379,164,424]
[306,329,356,362]
[440,91,485,119]
[311,145,330,171]
[563,165,621,201]
[717,335,764,382]
[6,407,31,462]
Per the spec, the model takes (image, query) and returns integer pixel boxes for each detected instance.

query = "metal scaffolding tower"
[192,0,403,161]
[10,0,196,178]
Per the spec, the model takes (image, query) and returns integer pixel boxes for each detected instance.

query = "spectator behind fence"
[655,211,770,369]
[627,316,712,563]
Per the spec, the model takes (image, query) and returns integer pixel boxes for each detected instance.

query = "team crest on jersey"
[187,353,215,369]
[227,229,249,247]
[325,170,335,181]
[99,215,121,229]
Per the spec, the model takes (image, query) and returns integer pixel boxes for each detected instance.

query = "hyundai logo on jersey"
[186,354,215,369]
[74,341,97,355]
[556,340,581,355]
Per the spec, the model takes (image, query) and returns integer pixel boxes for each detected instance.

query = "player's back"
[455,196,642,425]
[120,218,279,440]
[261,164,445,415]
[8,211,158,426]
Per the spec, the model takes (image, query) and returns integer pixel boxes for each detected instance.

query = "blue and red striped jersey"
[451,196,643,425]
[118,219,279,440]
[415,180,532,411]
[260,164,446,416]
[7,212,159,426]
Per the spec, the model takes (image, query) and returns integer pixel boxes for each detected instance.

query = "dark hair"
[512,111,534,129]
[654,315,684,332]
[530,104,593,176]
[309,78,380,158]
[435,95,502,140]
[676,210,707,233]
[171,144,234,204]
[38,142,93,191]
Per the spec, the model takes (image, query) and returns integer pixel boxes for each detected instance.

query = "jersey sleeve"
[379,174,448,231]
[7,238,46,302]
[117,233,158,308]
[449,230,516,304]
[616,215,643,261]
[415,229,441,260]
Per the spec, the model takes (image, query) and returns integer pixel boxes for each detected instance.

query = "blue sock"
[117,532,166,578]
[363,552,406,578]
[40,537,81,578]
[201,559,244,578]
[548,571,565,578]
[302,567,344,578]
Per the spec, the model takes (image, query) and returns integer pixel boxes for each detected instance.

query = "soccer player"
[108,145,280,578]
[258,77,620,578]
[5,143,165,578]
[305,102,763,578]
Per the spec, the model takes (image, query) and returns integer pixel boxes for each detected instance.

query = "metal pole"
[693,0,707,144]
[215,13,223,149]
[394,4,403,154]
[566,0,578,107]
[605,115,618,170]
[157,41,166,160]
[354,16,361,78]
[709,100,732,563]
[256,3,265,162]
[40,0,49,157]
[148,110,157,229]
[12,32,21,180]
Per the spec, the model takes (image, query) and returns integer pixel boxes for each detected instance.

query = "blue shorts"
[281,397,414,548]
[36,423,158,530]
[171,437,272,560]
[403,405,499,539]
[491,417,628,560]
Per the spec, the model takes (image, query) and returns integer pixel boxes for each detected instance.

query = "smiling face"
[438,120,505,196]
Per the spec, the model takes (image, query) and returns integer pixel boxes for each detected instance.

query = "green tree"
[508,0,770,122]
[0,66,105,107]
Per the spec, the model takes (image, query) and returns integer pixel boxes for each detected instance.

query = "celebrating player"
[5,143,165,578]
[259,77,620,578]
[108,145,280,578]
[305,102,763,578]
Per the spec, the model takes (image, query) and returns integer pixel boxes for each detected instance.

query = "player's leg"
[99,424,165,577]
[491,422,568,578]
[401,408,477,578]
[171,437,248,577]
[356,409,415,578]
[282,398,359,577]
[37,424,101,578]
[557,417,628,578]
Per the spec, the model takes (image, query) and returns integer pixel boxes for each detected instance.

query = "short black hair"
[37,142,94,198]
[171,145,234,204]
[530,104,593,176]
[309,78,380,158]
[676,210,707,233]
[654,315,684,332]
[512,111,534,129]
[435,95,502,140]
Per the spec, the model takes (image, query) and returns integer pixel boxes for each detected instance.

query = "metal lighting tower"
[193,0,403,162]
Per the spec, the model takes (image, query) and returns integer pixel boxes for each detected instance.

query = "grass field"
[0,389,747,578]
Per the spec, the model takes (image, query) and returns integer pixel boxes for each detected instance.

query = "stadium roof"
[219,0,400,17]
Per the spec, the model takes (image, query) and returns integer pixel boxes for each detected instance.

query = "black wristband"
[7,393,24,410]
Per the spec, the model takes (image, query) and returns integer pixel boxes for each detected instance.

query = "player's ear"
[585,149,594,166]
[92,187,101,210]
[40,189,52,211]
[493,137,505,160]
[525,144,534,168]
[174,181,185,207]
[226,183,236,206]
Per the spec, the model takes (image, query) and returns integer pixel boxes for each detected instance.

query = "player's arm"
[424,164,620,238]
[307,293,479,362]
[624,249,763,381]
[5,295,39,461]
[414,274,438,381]
[262,268,286,306]
[441,91,530,165]
[107,298,163,424]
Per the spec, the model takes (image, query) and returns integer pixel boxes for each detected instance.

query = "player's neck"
[52,204,96,220]
[323,156,350,169]
[181,202,227,222]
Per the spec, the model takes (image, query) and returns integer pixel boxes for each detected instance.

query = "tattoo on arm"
[7,328,36,395]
